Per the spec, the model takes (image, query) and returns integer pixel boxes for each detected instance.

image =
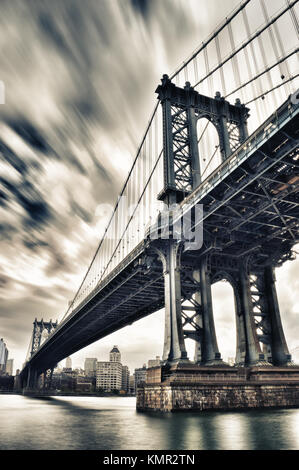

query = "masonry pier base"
[22,389,54,398]
[136,364,299,412]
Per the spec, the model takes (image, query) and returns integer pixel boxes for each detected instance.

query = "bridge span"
[18,0,299,408]
[20,89,298,389]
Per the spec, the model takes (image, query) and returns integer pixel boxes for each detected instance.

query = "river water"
[0,395,298,450]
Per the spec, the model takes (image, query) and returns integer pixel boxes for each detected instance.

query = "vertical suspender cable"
[215,35,226,96]
[227,22,243,101]
[287,0,299,40]
[242,8,265,123]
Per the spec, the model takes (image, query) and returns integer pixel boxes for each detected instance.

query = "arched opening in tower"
[211,280,237,365]
[197,117,222,181]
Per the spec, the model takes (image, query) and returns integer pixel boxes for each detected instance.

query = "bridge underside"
[197,115,298,264]
[21,96,298,388]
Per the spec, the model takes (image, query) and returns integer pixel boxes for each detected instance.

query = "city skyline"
[61,345,150,375]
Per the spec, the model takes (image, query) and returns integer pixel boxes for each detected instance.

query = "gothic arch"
[196,115,222,178]
[211,270,239,364]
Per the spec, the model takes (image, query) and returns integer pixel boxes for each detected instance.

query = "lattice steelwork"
[29,319,57,359]
[227,122,242,152]
[171,105,193,193]
[250,274,272,355]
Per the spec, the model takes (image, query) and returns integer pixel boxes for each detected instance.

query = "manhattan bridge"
[20,0,299,393]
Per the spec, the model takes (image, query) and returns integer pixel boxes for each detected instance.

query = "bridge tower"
[154,75,291,368]
[25,318,57,390]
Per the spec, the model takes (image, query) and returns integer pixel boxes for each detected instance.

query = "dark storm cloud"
[65,152,88,175]
[0,274,10,289]
[31,286,58,300]
[33,1,119,130]
[44,245,73,277]
[131,0,151,18]
[0,138,27,175]
[70,201,92,224]
[45,252,68,276]
[90,154,112,182]
[0,272,57,302]
[0,187,8,206]
[38,11,69,53]
[22,236,49,251]
[0,223,17,240]
[15,182,53,229]
[6,117,50,154]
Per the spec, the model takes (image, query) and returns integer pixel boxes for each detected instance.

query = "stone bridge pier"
[137,247,299,412]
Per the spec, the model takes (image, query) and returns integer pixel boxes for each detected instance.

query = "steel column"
[157,241,189,363]
[233,280,248,366]
[263,266,292,365]
[238,263,265,365]
[219,114,231,162]
[26,366,38,389]
[199,258,223,364]
[187,104,201,189]
[191,269,203,363]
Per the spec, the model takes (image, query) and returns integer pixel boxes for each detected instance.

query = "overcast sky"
[0,0,298,374]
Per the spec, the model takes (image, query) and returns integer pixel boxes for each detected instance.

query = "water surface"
[0,395,298,450]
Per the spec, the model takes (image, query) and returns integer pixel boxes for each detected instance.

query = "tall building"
[96,346,124,391]
[121,365,130,392]
[134,364,147,390]
[6,359,13,376]
[148,356,161,368]
[96,361,122,391]
[129,375,135,395]
[110,346,121,363]
[65,357,72,369]
[84,358,97,376]
[0,338,8,375]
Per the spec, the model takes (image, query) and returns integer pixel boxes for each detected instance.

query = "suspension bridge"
[18,0,299,405]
